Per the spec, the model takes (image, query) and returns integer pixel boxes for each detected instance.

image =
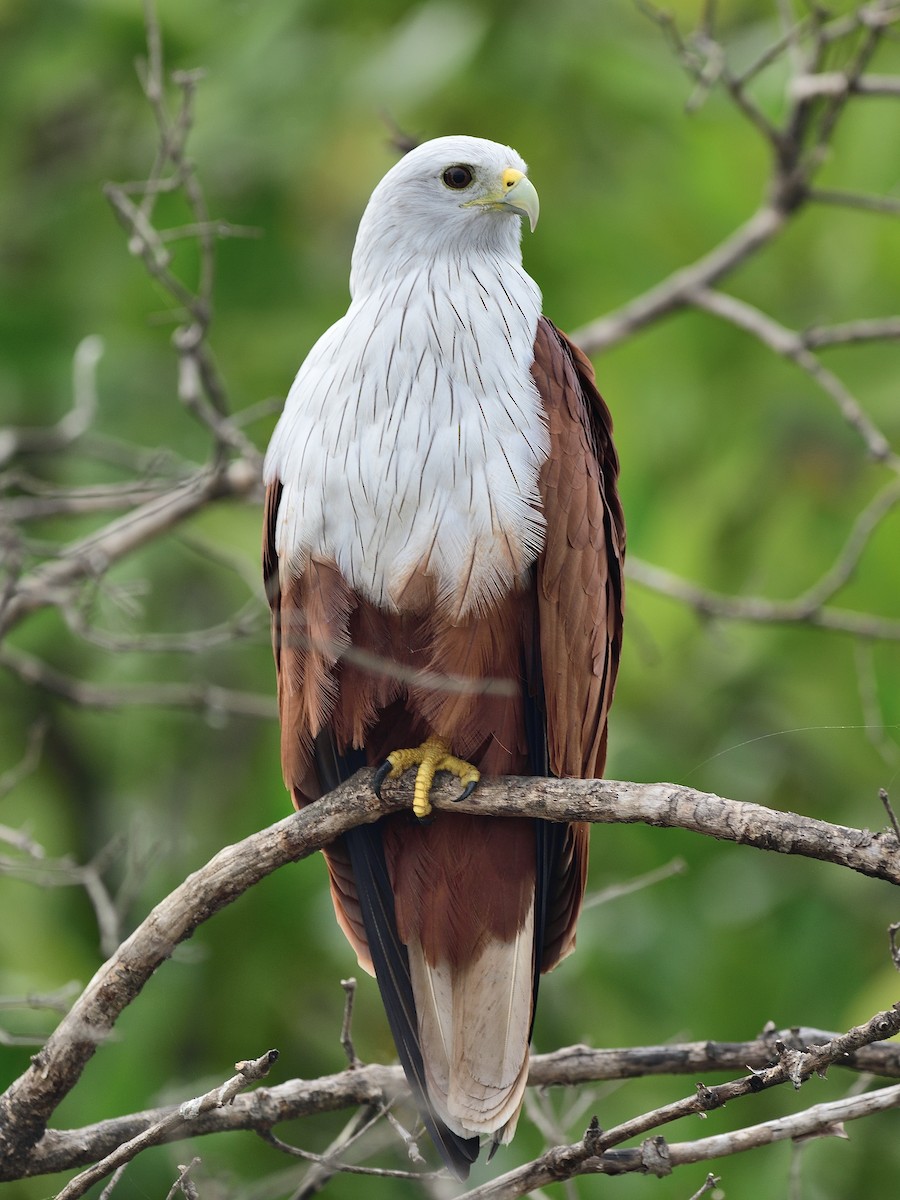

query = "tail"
[407,899,535,1143]
[343,824,480,1179]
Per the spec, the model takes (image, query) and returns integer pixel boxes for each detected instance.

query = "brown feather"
[386,815,535,969]
[531,316,625,971]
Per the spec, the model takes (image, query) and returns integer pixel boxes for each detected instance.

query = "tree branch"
[11,1025,900,1179]
[2,771,899,1178]
[0,643,276,720]
[0,337,102,469]
[626,556,900,641]
[570,205,787,353]
[468,1078,900,1197]
[0,458,261,639]
[54,1049,280,1200]
[687,286,898,467]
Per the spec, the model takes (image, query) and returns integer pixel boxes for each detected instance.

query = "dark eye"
[442,164,474,190]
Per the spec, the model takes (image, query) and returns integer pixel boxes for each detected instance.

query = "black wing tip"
[343,824,481,1178]
[314,729,367,793]
[424,1117,479,1180]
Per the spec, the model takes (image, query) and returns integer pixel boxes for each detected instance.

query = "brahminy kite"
[263,135,624,1178]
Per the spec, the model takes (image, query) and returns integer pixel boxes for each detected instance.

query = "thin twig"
[791,71,900,98]
[0,643,276,719]
[97,1162,129,1199]
[626,556,900,641]
[583,856,687,909]
[880,789,900,842]
[687,1174,721,1200]
[0,458,261,639]
[809,187,900,216]
[468,1074,900,1198]
[0,337,102,468]
[571,205,787,353]
[54,1050,279,1200]
[0,719,48,801]
[340,979,362,1069]
[803,316,900,348]
[259,1127,438,1181]
[164,1158,201,1200]
[687,286,898,467]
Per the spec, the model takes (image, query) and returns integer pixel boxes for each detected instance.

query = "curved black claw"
[453,779,479,804]
[372,759,393,800]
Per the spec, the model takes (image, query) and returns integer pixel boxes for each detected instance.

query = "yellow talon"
[377,735,480,819]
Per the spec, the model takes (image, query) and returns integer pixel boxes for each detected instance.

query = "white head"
[350,135,539,295]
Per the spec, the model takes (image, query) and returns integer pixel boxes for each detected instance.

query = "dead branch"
[0,643,276,720]
[571,204,788,353]
[569,1,900,652]
[0,337,102,468]
[687,286,897,467]
[467,1080,900,1198]
[2,770,899,1180]
[0,459,260,640]
[10,1022,900,1180]
[54,1049,279,1200]
[624,556,900,642]
[791,70,900,99]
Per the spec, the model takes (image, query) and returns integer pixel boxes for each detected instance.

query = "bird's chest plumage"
[267,262,548,618]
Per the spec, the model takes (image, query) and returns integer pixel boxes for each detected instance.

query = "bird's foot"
[372,735,480,820]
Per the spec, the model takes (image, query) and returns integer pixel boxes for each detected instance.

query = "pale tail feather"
[408,897,535,1139]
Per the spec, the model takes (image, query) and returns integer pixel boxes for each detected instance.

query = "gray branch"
[2,771,899,1179]
[13,1026,900,1179]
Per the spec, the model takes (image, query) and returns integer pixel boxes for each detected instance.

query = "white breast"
[264,253,547,618]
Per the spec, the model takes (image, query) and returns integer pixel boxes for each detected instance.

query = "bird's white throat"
[265,250,547,618]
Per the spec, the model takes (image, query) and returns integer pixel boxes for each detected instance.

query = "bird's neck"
[350,215,525,300]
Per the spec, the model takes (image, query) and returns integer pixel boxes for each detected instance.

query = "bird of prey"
[263,135,624,1178]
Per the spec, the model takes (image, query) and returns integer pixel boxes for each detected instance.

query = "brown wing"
[531,316,625,970]
[264,482,371,959]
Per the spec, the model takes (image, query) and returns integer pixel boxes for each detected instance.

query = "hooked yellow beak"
[462,167,540,232]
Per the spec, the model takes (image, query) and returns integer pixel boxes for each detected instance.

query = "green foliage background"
[1,0,899,1196]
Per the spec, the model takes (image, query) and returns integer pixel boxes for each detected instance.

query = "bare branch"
[163,1158,200,1200]
[687,286,898,466]
[0,984,80,1015]
[259,1126,438,1182]
[880,789,900,842]
[571,205,786,353]
[0,458,261,639]
[3,771,900,1178]
[0,719,47,802]
[11,1023,900,1180]
[808,187,900,216]
[0,337,102,469]
[62,596,265,655]
[626,556,900,641]
[339,978,362,1070]
[803,315,900,347]
[0,643,276,720]
[469,1080,900,1197]
[54,1049,279,1200]
[855,650,900,769]
[583,856,687,909]
[282,1103,402,1196]
[687,1174,721,1200]
[0,478,181,523]
[791,70,900,98]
